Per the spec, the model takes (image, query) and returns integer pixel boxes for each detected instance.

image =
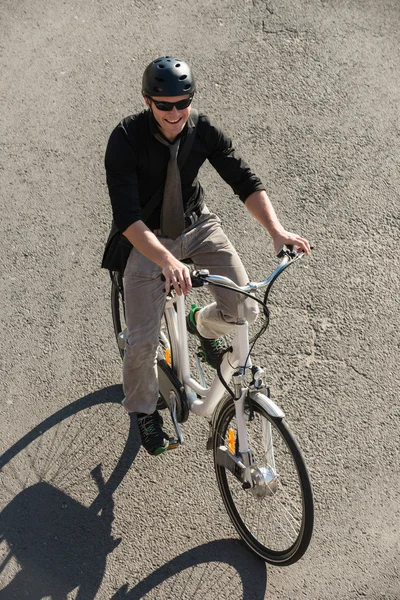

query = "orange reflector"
[228,428,235,454]
[165,348,171,367]
[167,442,179,450]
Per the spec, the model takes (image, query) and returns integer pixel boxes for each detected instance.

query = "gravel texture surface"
[0,0,399,598]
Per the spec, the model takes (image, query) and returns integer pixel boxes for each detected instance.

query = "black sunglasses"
[149,95,193,112]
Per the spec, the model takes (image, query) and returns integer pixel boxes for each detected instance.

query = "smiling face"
[145,94,192,141]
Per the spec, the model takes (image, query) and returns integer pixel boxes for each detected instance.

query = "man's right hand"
[161,256,192,296]
[122,221,192,296]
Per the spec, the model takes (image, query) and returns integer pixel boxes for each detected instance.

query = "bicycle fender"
[249,391,285,419]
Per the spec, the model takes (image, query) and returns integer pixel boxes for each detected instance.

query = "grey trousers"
[122,209,258,414]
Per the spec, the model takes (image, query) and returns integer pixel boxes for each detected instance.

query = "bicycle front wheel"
[213,397,314,565]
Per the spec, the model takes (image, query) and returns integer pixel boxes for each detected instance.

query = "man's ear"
[143,95,151,108]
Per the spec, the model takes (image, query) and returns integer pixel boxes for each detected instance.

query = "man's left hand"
[272,231,311,256]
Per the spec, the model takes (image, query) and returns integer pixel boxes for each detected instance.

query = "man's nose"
[169,106,180,118]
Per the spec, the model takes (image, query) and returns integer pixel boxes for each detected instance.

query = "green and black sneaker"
[136,410,170,456]
[186,303,227,369]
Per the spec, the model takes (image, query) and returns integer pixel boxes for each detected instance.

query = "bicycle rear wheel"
[110,273,174,367]
[213,397,314,565]
[111,272,126,360]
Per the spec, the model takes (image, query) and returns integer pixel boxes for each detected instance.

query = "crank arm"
[168,391,183,446]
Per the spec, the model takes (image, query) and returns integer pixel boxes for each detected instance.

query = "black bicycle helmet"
[142,56,196,97]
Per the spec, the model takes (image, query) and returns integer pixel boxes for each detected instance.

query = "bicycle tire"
[111,274,125,360]
[213,396,314,565]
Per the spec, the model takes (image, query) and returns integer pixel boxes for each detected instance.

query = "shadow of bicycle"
[111,539,267,599]
[0,385,138,599]
[0,385,268,599]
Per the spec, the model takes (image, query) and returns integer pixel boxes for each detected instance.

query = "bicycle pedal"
[196,349,207,362]
[168,394,184,444]
[167,439,180,450]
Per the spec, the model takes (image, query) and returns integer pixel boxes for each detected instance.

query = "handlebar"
[191,245,306,296]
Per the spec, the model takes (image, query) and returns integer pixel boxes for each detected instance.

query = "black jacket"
[105,110,265,232]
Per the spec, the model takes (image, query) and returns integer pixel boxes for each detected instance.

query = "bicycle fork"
[216,378,283,496]
[214,376,254,488]
[230,309,255,488]
[233,375,254,488]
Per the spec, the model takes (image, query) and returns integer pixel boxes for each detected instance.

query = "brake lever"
[277,244,296,259]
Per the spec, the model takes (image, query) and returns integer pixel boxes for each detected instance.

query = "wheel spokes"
[221,409,305,553]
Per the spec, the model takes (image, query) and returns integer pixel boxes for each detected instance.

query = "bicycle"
[109,246,314,565]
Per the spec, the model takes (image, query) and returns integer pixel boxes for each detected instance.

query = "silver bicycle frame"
[164,291,286,484]
[162,253,302,474]
[163,258,292,423]
[164,295,248,481]
[165,293,250,419]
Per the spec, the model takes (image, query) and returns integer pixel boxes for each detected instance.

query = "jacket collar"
[147,109,194,143]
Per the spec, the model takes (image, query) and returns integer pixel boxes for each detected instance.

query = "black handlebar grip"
[277,244,295,258]
[191,275,205,288]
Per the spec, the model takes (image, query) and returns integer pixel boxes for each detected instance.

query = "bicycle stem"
[236,302,252,369]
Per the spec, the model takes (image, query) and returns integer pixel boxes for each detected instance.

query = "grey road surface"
[0,0,399,598]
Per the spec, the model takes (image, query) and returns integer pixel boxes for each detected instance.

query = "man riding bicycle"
[105,56,310,456]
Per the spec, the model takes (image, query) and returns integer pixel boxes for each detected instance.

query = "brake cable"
[194,279,271,397]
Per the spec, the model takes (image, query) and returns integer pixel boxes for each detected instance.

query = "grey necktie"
[153,134,185,240]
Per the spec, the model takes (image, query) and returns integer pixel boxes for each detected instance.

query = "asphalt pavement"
[0,0,399,598]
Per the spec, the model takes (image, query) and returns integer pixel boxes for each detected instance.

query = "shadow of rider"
[0,471,121,599]
[0,386,138,600]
